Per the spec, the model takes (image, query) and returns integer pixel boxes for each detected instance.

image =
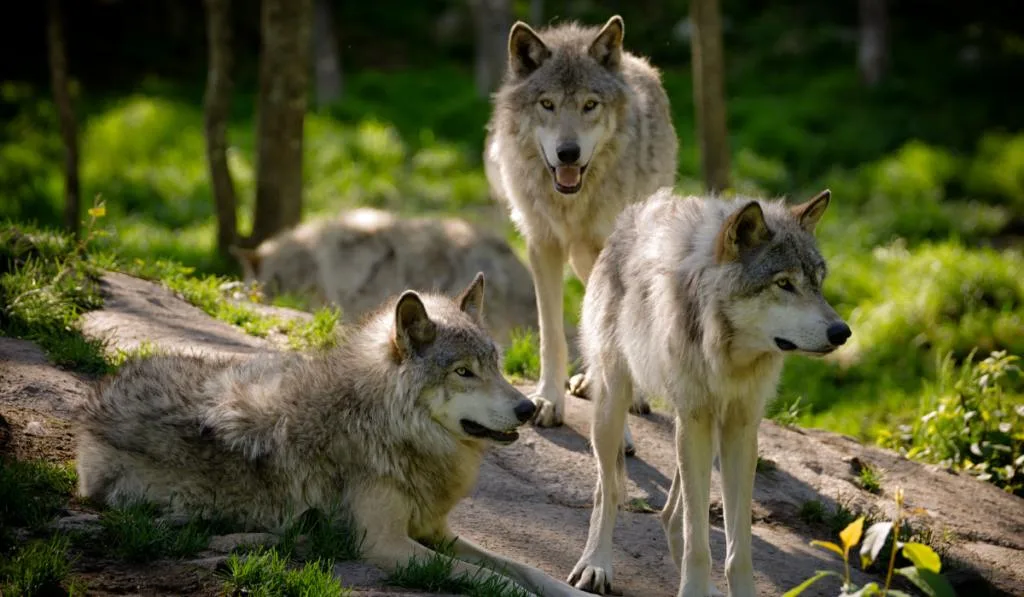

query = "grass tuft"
[94,501,230,563]
[0,459,76,540]
[220,548,350,597]
[0,536,77,597]
[503,328,540,381]
[388,541,531,597]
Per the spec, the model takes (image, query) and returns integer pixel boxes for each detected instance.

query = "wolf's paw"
[567,373,589,399]
[568,557,614,595]
[530,394,564,427]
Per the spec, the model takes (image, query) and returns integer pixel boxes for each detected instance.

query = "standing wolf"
[567,190,851,596]
[485,15,678,428]
[76,274,591,597]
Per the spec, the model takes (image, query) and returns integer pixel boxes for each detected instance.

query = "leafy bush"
[880,351,1024,496]
[965,132,1024,209]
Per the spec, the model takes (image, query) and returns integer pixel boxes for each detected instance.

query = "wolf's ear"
[509,22,550,78]
[716,201,773,263]
[457,272,486,325]
[790,189,831,234]
[229,245,262,279]
[589,15,624,69]
[393,291,436,357]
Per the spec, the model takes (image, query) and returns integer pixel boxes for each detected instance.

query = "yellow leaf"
[902,542,941,573]
[840,516,865,555]
[87,205,106,218]
[810,540,845,559]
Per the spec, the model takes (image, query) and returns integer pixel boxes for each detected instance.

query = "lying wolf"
[485,15,678,428]
[231,208,538,347]
[567,190,850,596]
[76,273,590,597]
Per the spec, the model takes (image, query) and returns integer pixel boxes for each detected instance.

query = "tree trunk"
[46,0,80,239]
[312,0,342,108]
[202,0,238,259]
[250,0,312,246]
[858,0,888,87]
[689,0,731,194]
[470,0,511,98]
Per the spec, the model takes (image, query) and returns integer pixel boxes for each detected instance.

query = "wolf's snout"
[556,142,581,164]
[827,322,851,346]
[514,399,537,423]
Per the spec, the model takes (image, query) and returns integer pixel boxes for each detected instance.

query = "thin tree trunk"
[202,0,239,258]
[250,0,313,246]
[470,0,511,98]
[47,0,80,238]
[858,0,888,87]
[313,0,342,108]
[689,0,730,194]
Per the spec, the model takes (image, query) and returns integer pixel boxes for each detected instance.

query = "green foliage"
[284,307,343,352]
[857,463,885,495]
[96,501,229,563]
[788,489,956,597]
[965,133,1024,209]
[278,507,364,563]
[0,223,111,374]
[0,459,76,546]
[503,328,540,380]
[880,351,1024,496]
[0,536,77,597]
[220,548,350,597]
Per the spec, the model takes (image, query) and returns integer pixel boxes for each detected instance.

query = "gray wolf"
[230,207,537,348]
[75,274,591,597]
[567,189,850,596]
[484,15,678,428]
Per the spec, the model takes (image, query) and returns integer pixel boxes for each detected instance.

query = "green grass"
[0,536,81,597]
[94,501,231,563]
[277,508,364,563]
[220,548,350,597]
[387,543,531,597]
[798,500,827,526]
[502,328,540,381]
[0,459,76,541]
[857,463,885,495]
[0,225,111,374]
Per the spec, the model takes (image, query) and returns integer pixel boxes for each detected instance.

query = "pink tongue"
[555,165,581,188]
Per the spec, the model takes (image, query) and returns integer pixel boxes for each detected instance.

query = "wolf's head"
[391,273,536,445]
[504,16,629,195]
[715,190,851,357]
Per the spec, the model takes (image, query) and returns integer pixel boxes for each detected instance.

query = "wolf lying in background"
[485,15,678,429]
[567,190,850,596]
[230,207,538,348]
[76,273,591,597]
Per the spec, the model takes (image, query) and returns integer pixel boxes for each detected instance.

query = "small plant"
[220,548,350,597]
[786,488,955,597]
[285,307,342,351]
[799,500,827,525]
[880,350,1023,496]
[0,536,76,597]
[278,507,364,562]
[0,459,76,542]
[772,396,805,428]
[756,455,778,473]
[857,462,885,495]
[503,328,540,380]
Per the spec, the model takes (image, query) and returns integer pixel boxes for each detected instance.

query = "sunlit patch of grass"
[502,328,540,381]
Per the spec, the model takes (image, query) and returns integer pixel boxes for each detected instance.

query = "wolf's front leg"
[676,410,723,597]
[718,413,760,597]
[528,240,568,427]
[447,533,594,597]
[568,361,631,594]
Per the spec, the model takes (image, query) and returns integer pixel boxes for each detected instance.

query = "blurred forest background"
[1,0,1022,475]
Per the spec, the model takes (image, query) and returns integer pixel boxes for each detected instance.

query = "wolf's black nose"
[827,322,851,346]
[514,399,537,423]
[556,142,581,164]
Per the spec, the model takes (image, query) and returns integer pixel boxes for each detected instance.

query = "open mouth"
[548,164,588,194]
[460,419,520,444]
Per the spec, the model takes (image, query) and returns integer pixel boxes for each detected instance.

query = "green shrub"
[965,132,1024,209]
[503,329,540,380]
[879,350,1024,496]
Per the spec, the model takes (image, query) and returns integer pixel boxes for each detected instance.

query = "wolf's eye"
[454,367,474,378]
[775,279,796,292]
[582,100,599,113]
[539,99,555,111]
